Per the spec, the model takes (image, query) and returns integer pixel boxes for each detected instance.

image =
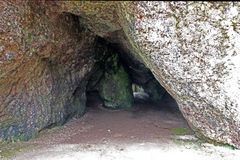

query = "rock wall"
[119,1,240,148]
[0,1,97,140]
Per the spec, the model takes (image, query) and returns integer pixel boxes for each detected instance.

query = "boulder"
[87,40,134,110]
[143,79,166,103]
[119,1,240,148]
[98,57,133,109]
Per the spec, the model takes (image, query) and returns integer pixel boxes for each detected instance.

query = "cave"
[0,9,191,144]
[2,2,240,159]
[63,35,191,144]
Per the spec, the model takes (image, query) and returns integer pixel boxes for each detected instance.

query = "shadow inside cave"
[29,29,192,146]
[67,90,192,144]
[28,90,192,145]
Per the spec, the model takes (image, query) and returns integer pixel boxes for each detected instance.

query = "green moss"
[0,142,32,159]
[16,133,36,142]
[97,52,134,110]
[220,143,236,150]
[100,64,133,109]
[171,127,190,135]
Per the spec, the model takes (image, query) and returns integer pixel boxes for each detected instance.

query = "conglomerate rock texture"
[0,1,240,148]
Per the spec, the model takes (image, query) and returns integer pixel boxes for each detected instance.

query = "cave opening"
[0,11,191,145]
[0,9,197,160]
[75,37,192,144]
[40,13,189,143]
[50,12,189,145]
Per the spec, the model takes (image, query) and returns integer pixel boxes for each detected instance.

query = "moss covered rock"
[98,54,133,109]
[99,62,133,109]
[86,40,134,110]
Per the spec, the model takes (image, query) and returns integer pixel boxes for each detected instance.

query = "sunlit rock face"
[119,1,240,148]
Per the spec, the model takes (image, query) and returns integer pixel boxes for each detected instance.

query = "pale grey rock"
[119,1,240,148]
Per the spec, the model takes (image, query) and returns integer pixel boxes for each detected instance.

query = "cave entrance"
[79,38,191,144]
[44,12,191,144]
[84,86,189,144]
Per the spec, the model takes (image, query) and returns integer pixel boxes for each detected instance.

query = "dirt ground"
[1,93,240,160]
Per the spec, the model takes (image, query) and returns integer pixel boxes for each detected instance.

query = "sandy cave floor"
[1,94,240,160]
